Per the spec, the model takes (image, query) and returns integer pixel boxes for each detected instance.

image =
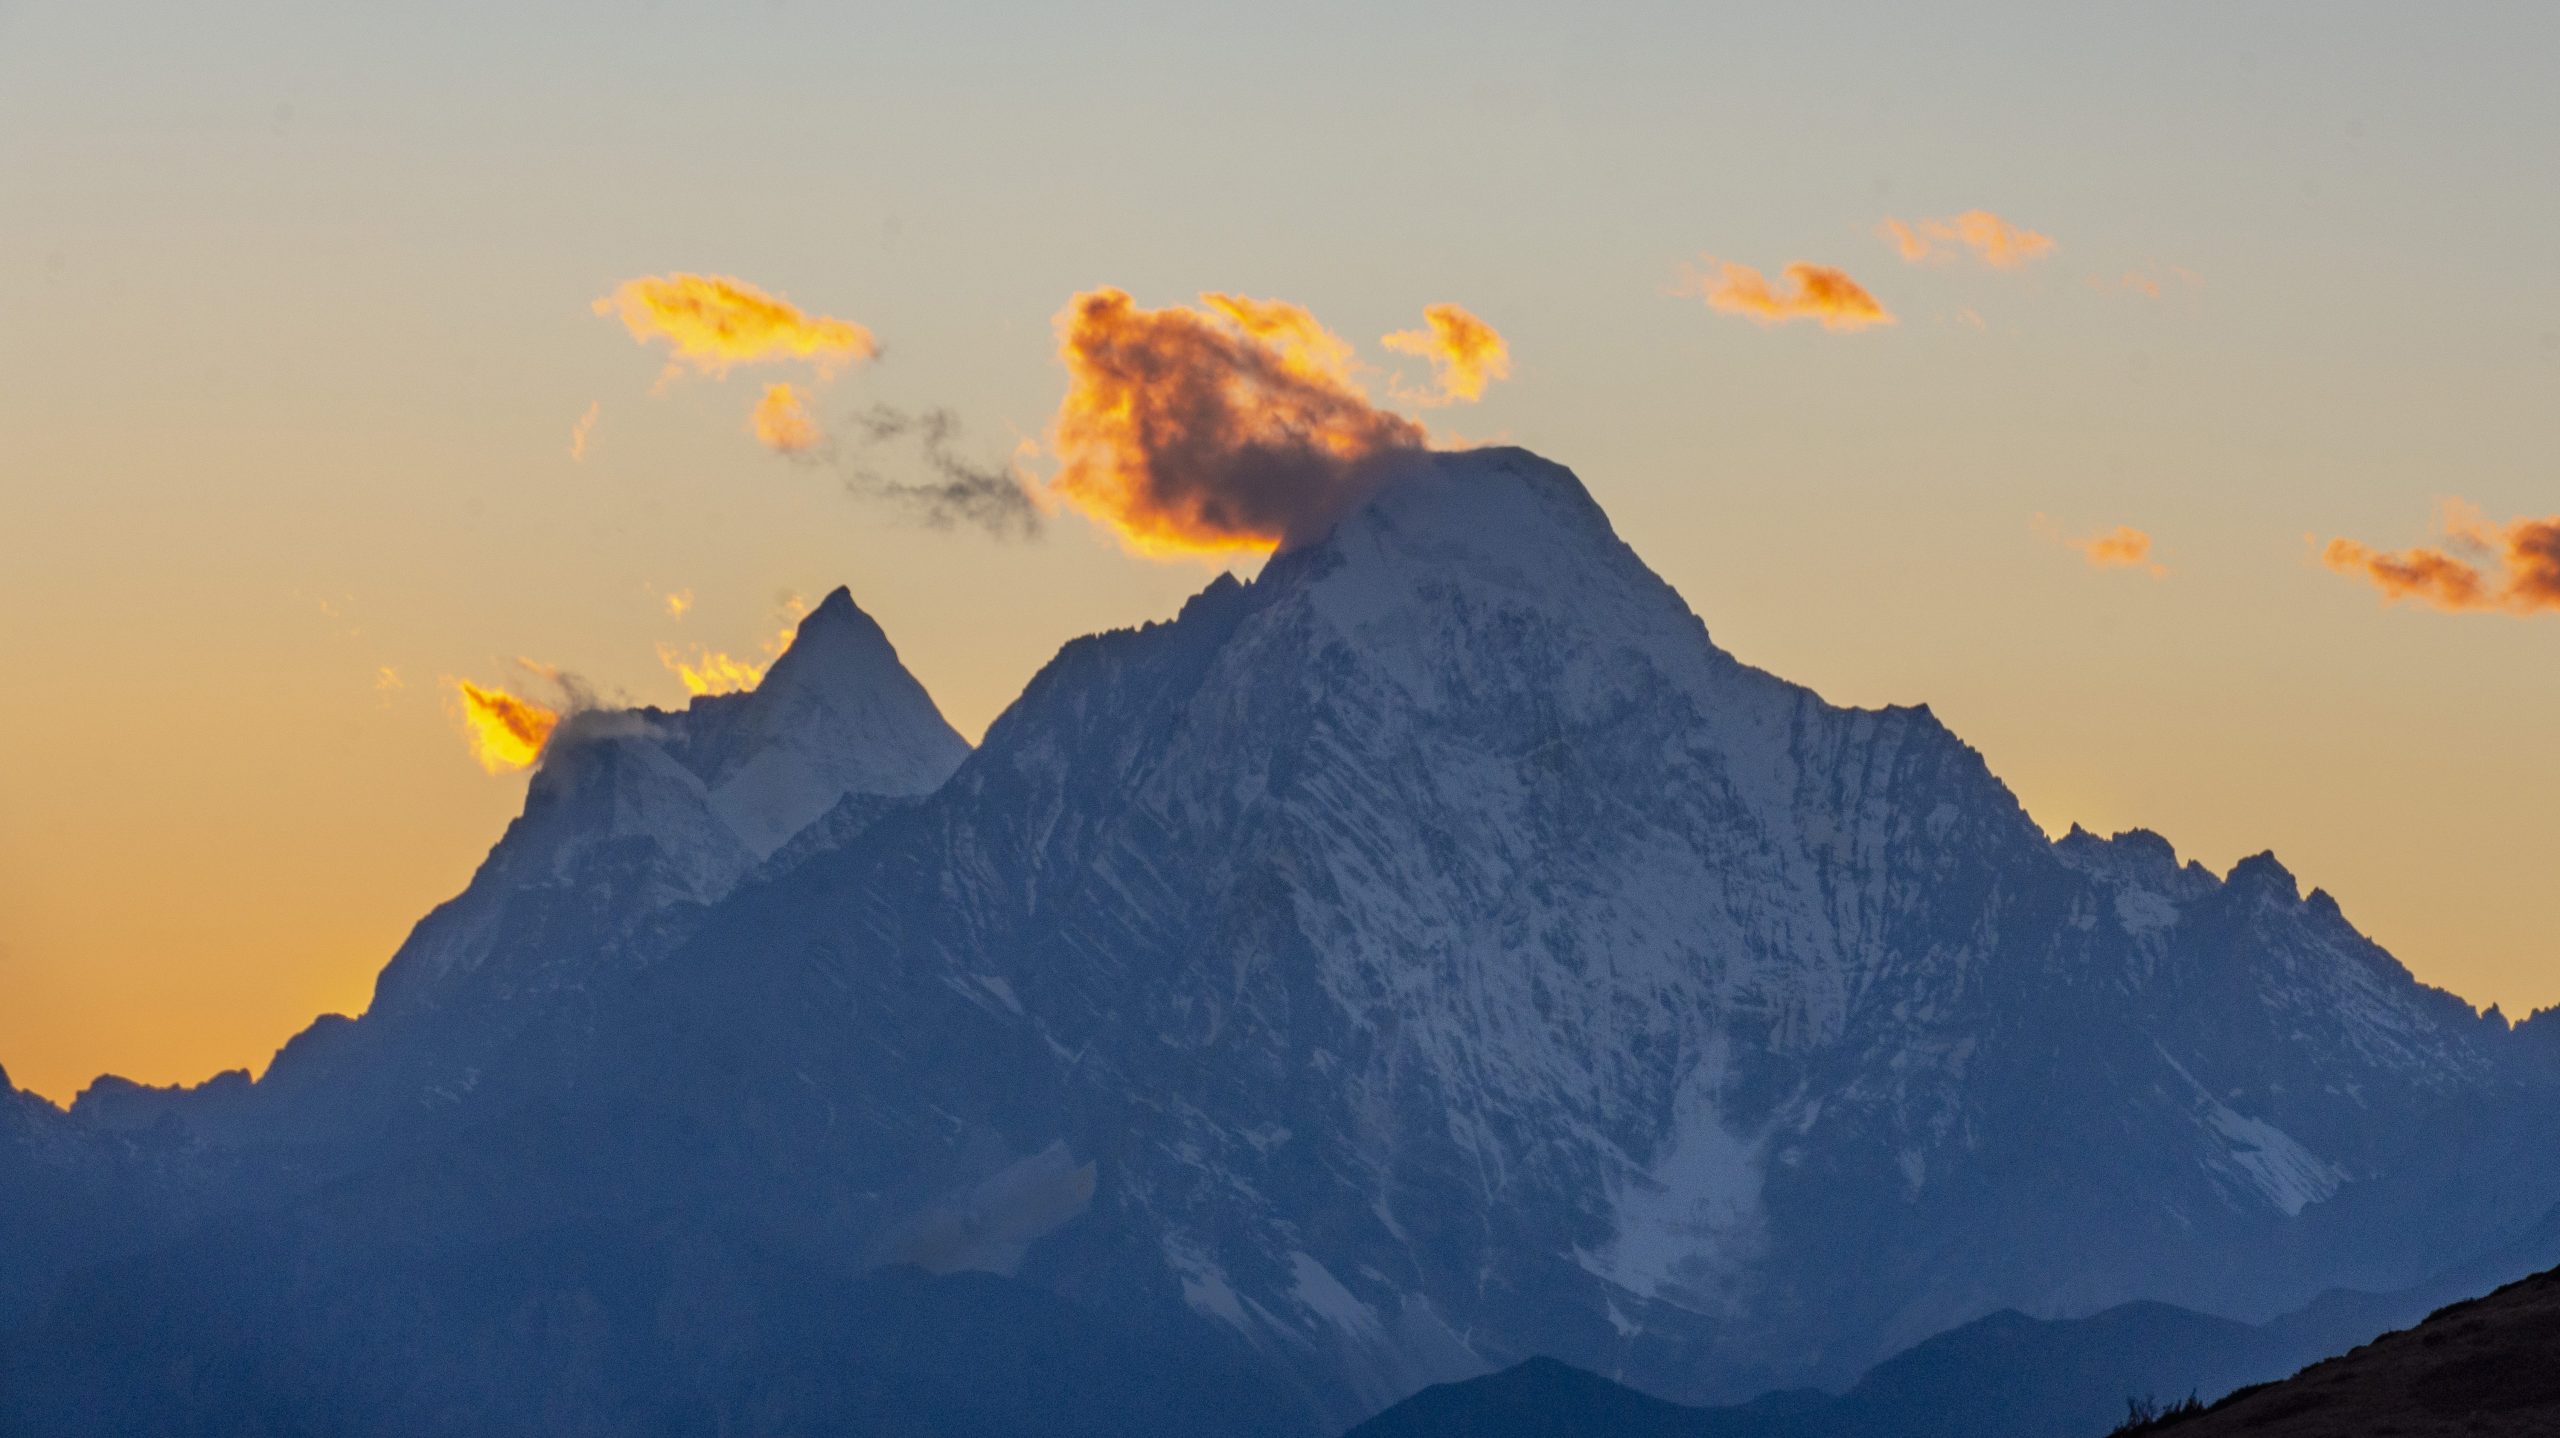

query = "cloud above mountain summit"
[1046,288,1436,557]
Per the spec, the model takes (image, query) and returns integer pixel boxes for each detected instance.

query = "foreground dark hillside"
[2120,1264,2560,1437]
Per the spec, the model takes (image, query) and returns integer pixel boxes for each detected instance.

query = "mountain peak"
[1302,446,1616,566]
[798,584,870,637]
[2226,850,2301,902]
[1270,447,1673,623]
[758,586,899,696]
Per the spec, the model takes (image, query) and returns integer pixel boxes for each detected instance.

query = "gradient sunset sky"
[2,1,2554,1104]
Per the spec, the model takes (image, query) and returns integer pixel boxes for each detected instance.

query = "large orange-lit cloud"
[1048,287,1428,556]
[1382,304,1512,405]
[1882,211,2056,268]
[1677,259,1894,331]
[751,382,822,454]
[2324,502,2560,615]
[594,273,878,382]
[451,680,559,773]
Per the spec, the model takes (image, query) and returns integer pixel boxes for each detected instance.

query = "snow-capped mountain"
[5,448,2552,1436]
[487,448,2533,1417]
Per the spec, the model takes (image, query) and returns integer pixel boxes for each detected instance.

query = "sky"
[0,0,2554,1105]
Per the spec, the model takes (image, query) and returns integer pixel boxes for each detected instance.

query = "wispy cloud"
[2039,516,2167,578]
[750,382,823,454]
[1675,258,1894,331]
[1381,303,1512,405]
[2100,265,2201,300]
[1881,210,2055,269]
[569,401,600,461]
[594,273,878,384]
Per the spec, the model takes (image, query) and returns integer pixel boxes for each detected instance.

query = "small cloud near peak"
[1381,304,1512,405]
[449,679,559,773]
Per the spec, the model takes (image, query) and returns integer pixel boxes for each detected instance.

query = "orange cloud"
[2076,525,2167,578]
[751,382,822,454]
[569,401,599,461]
[658,600,808,696]
[1382,303,1512,405]
[1197,293,1360,384]
[1882,210,2055,269]
[2324,502,2560,615]
[594,273,878,382]
[451,679,559,773]
[2104,266,2200,299]
[663,589,694,619]
[1047,287,1427,557]
[2037,516,2167,578]
[657,645,767,696]
[1677,259,1894,331]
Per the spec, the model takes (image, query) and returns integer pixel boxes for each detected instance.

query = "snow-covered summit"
[672,586,969,857]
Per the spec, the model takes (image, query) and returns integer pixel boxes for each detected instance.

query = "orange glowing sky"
[1,1,2555,1104]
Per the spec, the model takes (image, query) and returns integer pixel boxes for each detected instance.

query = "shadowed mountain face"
[3,448,2556,1435]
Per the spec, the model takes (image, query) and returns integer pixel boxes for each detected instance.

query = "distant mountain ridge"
[3,447,2557,1436]
[1349,1200,2560,1438]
